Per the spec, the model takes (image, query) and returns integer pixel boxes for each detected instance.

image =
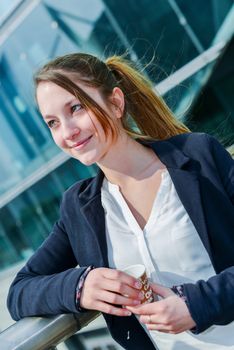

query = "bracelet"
[75,265,94,312]
[171,284,188,303]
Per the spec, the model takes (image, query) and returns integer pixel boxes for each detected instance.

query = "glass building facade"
[0,0,233,347]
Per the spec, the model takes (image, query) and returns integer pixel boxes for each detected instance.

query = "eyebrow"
[43,98,80,120]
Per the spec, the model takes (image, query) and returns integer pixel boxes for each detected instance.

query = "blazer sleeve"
[183,135,234,333]
[7,195,88,321]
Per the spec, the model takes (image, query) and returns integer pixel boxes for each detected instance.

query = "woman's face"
[36,81,124,166]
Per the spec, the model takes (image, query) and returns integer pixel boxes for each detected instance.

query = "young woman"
[7,53,234,350]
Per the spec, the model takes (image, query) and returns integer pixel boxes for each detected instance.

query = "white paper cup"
[122,264,154,304]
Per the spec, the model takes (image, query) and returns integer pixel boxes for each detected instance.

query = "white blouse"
[101,169,234,350]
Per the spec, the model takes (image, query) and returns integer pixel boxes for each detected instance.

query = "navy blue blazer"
[7,133,234,350]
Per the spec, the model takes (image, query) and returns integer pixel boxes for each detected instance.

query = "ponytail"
[106,55,190,140]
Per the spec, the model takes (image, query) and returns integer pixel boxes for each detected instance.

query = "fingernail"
[133,300,141,305]
[135,281,142,289]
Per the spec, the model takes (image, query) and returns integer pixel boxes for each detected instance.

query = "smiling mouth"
[72,135,92,148]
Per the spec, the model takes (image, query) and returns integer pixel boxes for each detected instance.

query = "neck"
[96,133,160,188]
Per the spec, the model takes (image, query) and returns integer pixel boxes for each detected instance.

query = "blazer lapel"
[168,167,213,262]
[79,170,109,267]
[144,138,213,262]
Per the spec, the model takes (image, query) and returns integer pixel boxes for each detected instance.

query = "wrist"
[171,284,197,331]
[75,265,95,312]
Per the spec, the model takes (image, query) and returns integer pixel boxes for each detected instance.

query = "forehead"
[36,80,107,116]
[36,81,71,99]
[36,81,75,115]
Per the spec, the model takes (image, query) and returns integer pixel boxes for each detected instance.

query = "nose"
[62,121,80,141]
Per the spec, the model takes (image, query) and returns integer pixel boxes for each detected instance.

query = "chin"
[74,155,97,166]
[69,149,102,166]
[82,159,96,166]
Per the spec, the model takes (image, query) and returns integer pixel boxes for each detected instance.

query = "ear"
[110,87,125,119]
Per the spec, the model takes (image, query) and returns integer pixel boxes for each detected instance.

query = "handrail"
[0,311,100,350]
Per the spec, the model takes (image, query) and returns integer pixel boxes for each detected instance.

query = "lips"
[72,135,92,148]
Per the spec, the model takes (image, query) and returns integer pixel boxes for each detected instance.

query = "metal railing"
[0,311,100,350]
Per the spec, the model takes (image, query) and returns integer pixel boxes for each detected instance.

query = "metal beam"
[0,0,40,47]
[0,312,100,350]
[0,152,70,210]
[156,41,225,95]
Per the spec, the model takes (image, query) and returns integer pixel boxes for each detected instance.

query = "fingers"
[146,323,178,334]
[80,267,143,312]
[126,301,156,314]
[94,301,132,317]
[139,314,179,334]
[150,283,174,297]
[92,268,144,303]
[86,268,142,297]
[102,279,144,301]
[103,268,142,289]
[140,314,156,324]
[100,290,142,307]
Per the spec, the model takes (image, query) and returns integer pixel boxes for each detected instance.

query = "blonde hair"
[34,53,189,142]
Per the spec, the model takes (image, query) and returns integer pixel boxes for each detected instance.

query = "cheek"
[51,131,66,148]
[87,111,107,138]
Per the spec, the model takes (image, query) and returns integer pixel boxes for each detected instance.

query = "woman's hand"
[80,267,144,316]
[127,283,196,334]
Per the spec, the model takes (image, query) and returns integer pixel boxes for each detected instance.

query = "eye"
[47,120,58,129]
[71,103,83,113]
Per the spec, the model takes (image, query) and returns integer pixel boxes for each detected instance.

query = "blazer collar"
[139,138,190,169]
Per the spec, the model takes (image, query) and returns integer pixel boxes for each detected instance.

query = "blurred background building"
[0,0,233,349]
